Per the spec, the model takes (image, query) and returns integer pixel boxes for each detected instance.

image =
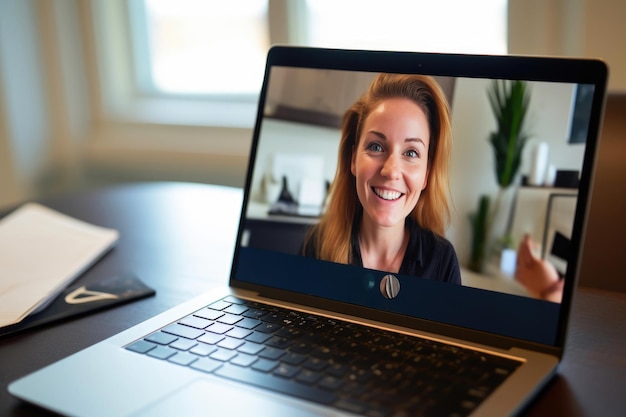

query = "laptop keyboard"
[126,296,521,417]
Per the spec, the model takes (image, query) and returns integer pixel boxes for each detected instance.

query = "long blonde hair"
[306,73,453,264]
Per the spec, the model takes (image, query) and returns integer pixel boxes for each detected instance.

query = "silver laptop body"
[9,46,608,417]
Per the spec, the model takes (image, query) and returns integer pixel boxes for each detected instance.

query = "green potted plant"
[468,195,490,273]
[488,79,531,247]
[488,79,531,191]
[469,80,531,273]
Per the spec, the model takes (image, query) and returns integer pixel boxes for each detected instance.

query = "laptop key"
[222,296,245,304]
[242,307,268,319]
[225,327,253,339]
[223,303,248,315]
[296,369,323,385]
[245,331,272,344]
[318,375,344,391]
[251,358,279,372]
[237,341,265,355]
[326,363,349,377]
[281,352,307,365]
[217,336,245,350]
[255,322,281,333]
[147,346,177,360]
[190,357,222,374]
[274,363,299,378]
[168,352,198,366]
[193,308,223,321]
[162,323,204,340]
[230,353,258,367]
[217,313,243,325]
[206,322,233,334]
[290,341,316,354]
[170,338,197,351]
[210,347,238,362]
[179,315,213,329]
[126,340,157,354]
[302,357,328,372]
[235,317,262,329]
[215,363,337,405]
[189,343,218,357]
[258,346,285,360]
[266,335,292,349]
[145,331,177,346]
[208,300,231,311]
[197,332,224,345]
[263,312,289,324]
[274,327,303,339]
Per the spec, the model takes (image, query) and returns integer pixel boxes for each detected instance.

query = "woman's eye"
[405,149,419,158]
[366,142,383,152]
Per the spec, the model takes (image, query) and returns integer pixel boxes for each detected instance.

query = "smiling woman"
[301,73,461,284]
[352,99,430,230]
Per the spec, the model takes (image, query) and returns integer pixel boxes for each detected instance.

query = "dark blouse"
[302,216,462,284]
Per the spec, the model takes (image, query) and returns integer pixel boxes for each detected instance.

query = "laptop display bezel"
[230,46,608,356]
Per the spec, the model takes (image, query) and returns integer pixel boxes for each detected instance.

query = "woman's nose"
[380,154,401,179]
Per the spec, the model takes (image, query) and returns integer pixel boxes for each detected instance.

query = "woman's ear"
[422,166,429,190]
[350,145,357,176]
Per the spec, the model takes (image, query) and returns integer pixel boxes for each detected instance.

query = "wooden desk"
[1,182,624,416]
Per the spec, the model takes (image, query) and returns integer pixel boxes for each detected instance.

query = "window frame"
[79,0,296,188]
[92,0,269,129]
[127,0,272,101]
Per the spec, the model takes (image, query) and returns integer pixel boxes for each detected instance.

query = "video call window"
[241,66,588,306]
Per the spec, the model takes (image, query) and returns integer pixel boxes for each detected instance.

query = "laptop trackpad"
[130,378,331,417]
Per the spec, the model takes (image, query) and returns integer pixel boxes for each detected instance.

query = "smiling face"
[351,98,430,231]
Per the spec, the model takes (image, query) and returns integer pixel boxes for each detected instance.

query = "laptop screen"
[232,47,607,348]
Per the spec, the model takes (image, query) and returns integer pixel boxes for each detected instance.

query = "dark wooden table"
[1,182,624,416]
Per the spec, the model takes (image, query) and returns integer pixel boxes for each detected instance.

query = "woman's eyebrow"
[367,130,426,147]
[406,137,427,147]
[367,130,387,140]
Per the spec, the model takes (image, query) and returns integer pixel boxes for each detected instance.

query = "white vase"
[544,164,557,187]
[529,142,549,186]
[500,248,517,278]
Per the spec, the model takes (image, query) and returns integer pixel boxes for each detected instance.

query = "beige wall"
[509,0,626,91]
[584,1,626,90]
[0,74,23,205]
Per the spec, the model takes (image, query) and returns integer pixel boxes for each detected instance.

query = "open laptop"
[9,46,607,416]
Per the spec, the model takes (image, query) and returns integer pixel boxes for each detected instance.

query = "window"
[132,0,270,97]
[130,0,507,98]
[305,0,507,55]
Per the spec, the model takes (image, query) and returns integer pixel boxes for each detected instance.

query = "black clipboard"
[0,273,155,337]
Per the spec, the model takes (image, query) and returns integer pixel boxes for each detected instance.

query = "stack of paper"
[0,203,119,328]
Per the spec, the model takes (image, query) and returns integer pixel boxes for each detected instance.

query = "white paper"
[0,203,119,327]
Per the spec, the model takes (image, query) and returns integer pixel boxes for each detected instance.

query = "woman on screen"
[302,73,461,284]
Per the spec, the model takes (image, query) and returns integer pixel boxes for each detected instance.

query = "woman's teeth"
[374,187,402,200]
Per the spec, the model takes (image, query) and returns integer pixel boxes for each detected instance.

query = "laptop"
[9,46,607,417]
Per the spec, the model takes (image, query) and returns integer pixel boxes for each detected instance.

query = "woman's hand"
[515,234,563,302]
